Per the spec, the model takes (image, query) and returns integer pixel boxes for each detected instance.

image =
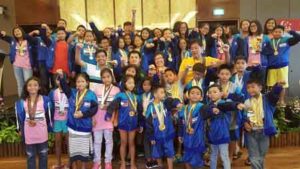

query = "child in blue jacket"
[206,84,245,169]
[145,85,182,169]
[15,76,53,169]
[244,79,284,169]
[267,25,300,106]
[56,69,98,169]
[178,86,219,169]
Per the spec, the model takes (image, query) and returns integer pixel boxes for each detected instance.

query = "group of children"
[2,15,299,169]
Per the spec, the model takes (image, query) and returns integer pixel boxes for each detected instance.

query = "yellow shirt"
[179,56,220,84]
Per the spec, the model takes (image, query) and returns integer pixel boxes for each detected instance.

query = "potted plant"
[0,121,22,157]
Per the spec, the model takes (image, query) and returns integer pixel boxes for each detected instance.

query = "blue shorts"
[152,139,175,159]
[53,120,68,133]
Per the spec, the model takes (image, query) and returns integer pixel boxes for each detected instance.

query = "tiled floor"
[1,147,300,169]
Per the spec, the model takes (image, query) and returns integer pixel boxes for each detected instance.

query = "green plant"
[0,121,21,143]
[48,133,55,148]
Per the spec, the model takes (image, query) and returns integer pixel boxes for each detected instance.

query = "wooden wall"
[197,0,240,21]
[15,0,60,25]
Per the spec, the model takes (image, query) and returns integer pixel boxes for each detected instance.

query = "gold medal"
[129,111,136,117]
[159,124,166,131]
[187,128,194,135]
[272,39,280,56]
[184,104,196,134]
[75,89,88,112]
[28,120,36,127]
[168,50,173,62]
[168,55,173,62]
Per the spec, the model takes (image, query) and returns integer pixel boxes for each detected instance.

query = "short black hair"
[95,49,107,56]
[123,21,132,27]
[101,37,110,42]
[199,22,209,28]
[234,56,247,63]
[247,78,263,86]
[193,63,206,73]
[76,24,86,30]
[164,68,177,75]
[190,39,200,47]
[154,51,164,60]
[207,83,222,92]
[128,50,141,58]
[56,26,66,33]
[58,18,67,25]
[152,84,165,94]
[218,64,233,74]
[162,28,172,36]
[188,86,203,96]
[273,25,285,32]
[141,77,153,89]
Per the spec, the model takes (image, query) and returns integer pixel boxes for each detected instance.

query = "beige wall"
[0,0,18,97]
[59,0,196,30]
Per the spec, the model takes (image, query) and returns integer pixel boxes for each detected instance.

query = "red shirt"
[51,41,70,75]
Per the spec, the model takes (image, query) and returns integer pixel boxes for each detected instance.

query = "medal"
[100,85,113,110]
[129,111,136,117]
[75,89,88,112]
[154,102,166,131]
[184,104,196,134]
[125,91,137,116]
[57,90,67,116]
[16,40,27,56]
[202,36,206,51]
[159,124,166,131]
[142,93,151,116]
[272,39,281,56]
[99,104,105,109]
[84,44,96,60]
[27,95,39,127]
[168,51,173,62]
[186,128,194,135]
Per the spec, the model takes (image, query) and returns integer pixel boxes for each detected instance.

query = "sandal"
[244,158,251,166]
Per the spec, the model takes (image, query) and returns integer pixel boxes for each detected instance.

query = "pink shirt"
[24,97,48,145]
[53,89,69,121]
[13,40,31,69]
[90,84,120,131]
[248,36,261,67]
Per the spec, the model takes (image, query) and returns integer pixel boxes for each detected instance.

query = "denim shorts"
[53,120,68,133]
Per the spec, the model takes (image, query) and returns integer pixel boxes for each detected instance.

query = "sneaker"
[145,161,153,169]
[245,158,251,166]
[151,160,158,168]
[104,163,112,169]
[92,162,101,169]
